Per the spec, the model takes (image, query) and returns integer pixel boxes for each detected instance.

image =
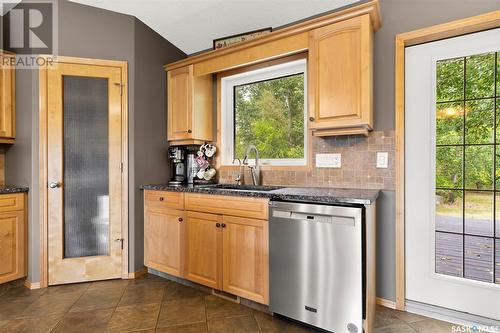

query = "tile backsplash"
[218,130,395,190]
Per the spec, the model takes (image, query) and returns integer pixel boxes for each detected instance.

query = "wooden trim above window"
[395,9,500,311]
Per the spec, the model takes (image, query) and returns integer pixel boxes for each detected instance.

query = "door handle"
[115,238,124,250]
[48,182,62,189]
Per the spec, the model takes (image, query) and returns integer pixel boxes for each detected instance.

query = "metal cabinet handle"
[159,197,164,201]
[178,217,183,222]
[49,182,62,189]
[221,223,226,228]
[309,117,315,122]
[216,223,221,228]
[187,129,192,134]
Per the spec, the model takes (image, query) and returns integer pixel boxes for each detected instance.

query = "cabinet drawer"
[185,193,268,220]
[0,193,25,212]
[144,190,184,210]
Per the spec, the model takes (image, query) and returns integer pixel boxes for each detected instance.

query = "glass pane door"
[63,75,110,258]
[435,51,500,284]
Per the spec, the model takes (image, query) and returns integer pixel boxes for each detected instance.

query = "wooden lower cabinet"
[144,208,185,277]
[222,216,269,304]
[143,191,269,304]
[185,211,222,289]
[0,194,26,284]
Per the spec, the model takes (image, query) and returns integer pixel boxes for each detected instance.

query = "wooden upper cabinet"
[308,14,373,136]
[185,211,222,289]
[0,51,16,143]
[0,194,26,284]
[167,65,213,145]
[144,207,185,277]
[222,216,269,305]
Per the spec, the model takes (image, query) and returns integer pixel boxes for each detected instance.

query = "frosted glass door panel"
[63,76,109,258]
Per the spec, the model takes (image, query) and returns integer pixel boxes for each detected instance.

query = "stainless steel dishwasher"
[269,200,364,333]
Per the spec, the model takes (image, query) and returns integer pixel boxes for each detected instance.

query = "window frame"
[220,58,308,167]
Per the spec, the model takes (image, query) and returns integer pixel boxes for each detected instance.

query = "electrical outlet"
[316,153,341,168]
[376,152,389,168]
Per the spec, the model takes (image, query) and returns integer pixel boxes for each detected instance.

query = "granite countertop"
[0,185,29,194]
[141,184,379,205]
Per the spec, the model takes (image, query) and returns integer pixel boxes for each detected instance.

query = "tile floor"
[0,274,459,333]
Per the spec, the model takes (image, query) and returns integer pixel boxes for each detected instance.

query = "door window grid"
[435,51,500,284]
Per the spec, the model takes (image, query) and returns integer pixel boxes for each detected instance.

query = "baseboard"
[24,280,41,290]
[127,266,147,279]
[406,300,500,332]
[376,297,396,309]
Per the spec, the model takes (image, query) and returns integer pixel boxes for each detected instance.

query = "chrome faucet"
[242,145,260,186]
[233,158,243,185]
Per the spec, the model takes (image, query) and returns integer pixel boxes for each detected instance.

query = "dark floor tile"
[22,292,82,317]
[409,318,458,333]
[157,297,206,328]
[163,281,210,301]
[374,323,418,333]
[119,282,166,306]
[208,315,260,333]
[0,298,39,320]
[393,310,427,324]
[105,303,160,332]
[0,286,46,300]
[69,287,124,312]
[205,295,252,320]
[374,305,407,328]
[52,308,114,333]
[157,323,208,333]
[129,273,169,285]
[43,283,90,296]
[88,279,130,291]
[253,312,311,333]
[0,314,62,333]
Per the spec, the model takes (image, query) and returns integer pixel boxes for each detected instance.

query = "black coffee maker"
[168,147,186,186]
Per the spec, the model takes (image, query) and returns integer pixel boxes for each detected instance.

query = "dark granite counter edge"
[141,184,378,205]
[0,186,29,194]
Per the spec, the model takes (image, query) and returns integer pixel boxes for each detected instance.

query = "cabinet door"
[0,52,15,140]
[144,208,185,277]
[0,210,26,284]
[167,65,193,141]
[308,14,373,132]
[186,211,222,289]
[222,216,268,304]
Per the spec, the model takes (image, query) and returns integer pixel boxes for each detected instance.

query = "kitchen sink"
[198,184,282,192]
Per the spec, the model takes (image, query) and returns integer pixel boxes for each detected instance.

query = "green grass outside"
[436,191,495,219]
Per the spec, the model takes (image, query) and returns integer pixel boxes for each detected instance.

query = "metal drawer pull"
[159,197,164,201]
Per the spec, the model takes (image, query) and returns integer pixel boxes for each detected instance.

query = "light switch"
[316,153,341,168]
[376,152,389,168]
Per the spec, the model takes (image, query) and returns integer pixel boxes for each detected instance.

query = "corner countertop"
[0,185,29,194]
[141,184,379,205]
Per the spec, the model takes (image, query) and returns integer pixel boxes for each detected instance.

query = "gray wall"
[132,20,185,270]
[5,0,185,282]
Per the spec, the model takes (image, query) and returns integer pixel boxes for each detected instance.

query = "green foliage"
[465,53,495,99]
[436,58,463,102]
[435,52,500,198]
[234,74,304,160]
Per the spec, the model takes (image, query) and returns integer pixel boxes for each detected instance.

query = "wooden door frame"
[38,56,129,288]
[395,10,500,310]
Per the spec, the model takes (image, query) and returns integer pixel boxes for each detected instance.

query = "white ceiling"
[68,0,359,55]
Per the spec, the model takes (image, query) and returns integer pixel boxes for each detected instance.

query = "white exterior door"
[405,28,500,319]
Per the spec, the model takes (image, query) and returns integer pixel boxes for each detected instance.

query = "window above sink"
[220,58,308,167]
